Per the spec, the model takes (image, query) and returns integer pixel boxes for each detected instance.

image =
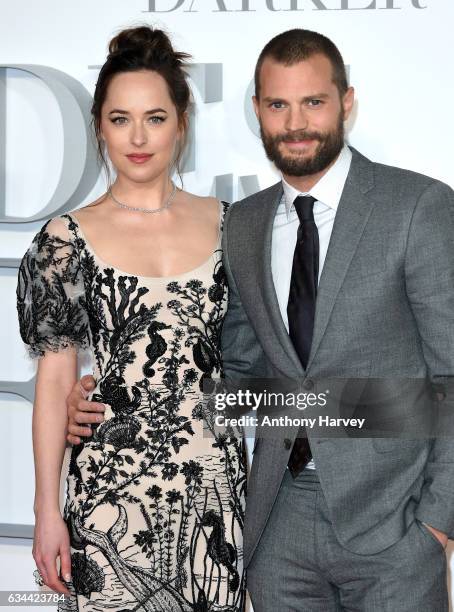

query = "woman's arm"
[32,348,78,595]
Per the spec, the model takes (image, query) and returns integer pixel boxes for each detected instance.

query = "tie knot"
[293,195,316,223]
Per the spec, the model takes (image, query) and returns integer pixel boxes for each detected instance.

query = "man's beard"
[260,113,344,177]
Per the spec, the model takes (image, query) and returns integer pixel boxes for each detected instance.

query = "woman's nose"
[130,122,147,146]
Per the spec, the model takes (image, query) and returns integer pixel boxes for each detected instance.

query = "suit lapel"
[253,148,376,377]
[306,148,376,370]
[258,183,305,377]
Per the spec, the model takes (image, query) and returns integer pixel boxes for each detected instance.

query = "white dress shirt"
[271,145,352,469]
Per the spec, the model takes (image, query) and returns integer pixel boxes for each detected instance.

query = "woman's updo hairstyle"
[92,25,192,184]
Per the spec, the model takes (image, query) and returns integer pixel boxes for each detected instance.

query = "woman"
[16,26,246,612]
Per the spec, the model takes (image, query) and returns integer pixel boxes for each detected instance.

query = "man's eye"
[270,102,285,110]
[308,99,323,107]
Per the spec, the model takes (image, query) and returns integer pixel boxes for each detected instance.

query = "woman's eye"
[110,116,166,125]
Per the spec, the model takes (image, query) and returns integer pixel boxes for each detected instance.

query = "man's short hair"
[254,29,348,99]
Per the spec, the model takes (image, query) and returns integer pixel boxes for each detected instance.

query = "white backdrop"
[1,0,453,604]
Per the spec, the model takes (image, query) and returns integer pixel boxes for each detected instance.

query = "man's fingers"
[76,399,105,413]
[74,409,104,424]
[66,376,104,445]
[68,423,93,437]
[80,375,96,392]
[68,401,104,427]
[67,434,81,445]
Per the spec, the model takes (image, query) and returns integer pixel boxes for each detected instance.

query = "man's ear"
[252,95,260,120]
[342,86,355,122]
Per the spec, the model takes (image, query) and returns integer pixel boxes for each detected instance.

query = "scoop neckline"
[64,210,223,283]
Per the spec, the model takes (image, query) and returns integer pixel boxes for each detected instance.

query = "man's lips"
[282,138,317,149]
[126,153,153,164]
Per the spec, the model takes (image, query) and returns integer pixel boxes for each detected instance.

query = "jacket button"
[303,378,314,390]
[284,438,292,450]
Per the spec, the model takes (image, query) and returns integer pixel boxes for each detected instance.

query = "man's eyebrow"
[262,97,287,104]
[302,93,329,102]
[108,108,168,114]
[262,93,330,104]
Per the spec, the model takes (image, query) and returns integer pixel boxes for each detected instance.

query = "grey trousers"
[247,469,448,612]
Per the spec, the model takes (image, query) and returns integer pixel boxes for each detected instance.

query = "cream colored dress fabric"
[17,204,246,612]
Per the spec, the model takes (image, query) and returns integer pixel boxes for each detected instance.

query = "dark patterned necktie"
[287,195,319,478]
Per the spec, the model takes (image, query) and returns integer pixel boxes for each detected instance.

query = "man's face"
[253,54,354,177]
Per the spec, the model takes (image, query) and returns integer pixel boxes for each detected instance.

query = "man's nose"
[285,107,309,132]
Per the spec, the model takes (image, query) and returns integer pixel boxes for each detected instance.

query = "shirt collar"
[281,144,352,219]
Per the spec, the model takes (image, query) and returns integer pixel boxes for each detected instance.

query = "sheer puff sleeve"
[16,216,90,359]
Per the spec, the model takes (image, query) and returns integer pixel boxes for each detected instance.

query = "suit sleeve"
[405,180,454,538]
[221,205,267,382]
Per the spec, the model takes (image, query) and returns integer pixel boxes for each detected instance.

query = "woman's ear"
[178,111,189,139]
[98,119,106,142]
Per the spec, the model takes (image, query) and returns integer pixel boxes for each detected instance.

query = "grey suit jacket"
[221,147,454,567]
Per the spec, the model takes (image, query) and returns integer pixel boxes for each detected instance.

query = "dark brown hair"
[254,29,348,100]
[92,25,192,185]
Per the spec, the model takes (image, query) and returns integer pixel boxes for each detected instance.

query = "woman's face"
[100,69,182,184]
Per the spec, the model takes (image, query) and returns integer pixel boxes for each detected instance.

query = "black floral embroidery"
[16,219,90,358]
[17,204,246,612]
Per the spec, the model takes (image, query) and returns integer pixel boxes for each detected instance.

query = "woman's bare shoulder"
[70,194,109,223]
[181,191,220,218]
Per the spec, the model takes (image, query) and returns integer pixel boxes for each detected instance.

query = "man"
[67,29,454,611]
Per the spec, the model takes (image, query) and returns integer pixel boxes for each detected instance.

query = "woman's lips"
[126,154,152,164]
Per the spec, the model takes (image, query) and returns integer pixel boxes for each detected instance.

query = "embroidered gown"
[16,205,247,612]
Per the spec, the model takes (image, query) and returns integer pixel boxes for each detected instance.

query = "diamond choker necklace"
[108,182,177,214]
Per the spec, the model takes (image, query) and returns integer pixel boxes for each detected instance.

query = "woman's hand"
[33,511,72,595]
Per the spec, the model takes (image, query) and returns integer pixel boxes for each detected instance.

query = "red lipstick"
[127,154,152,164]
